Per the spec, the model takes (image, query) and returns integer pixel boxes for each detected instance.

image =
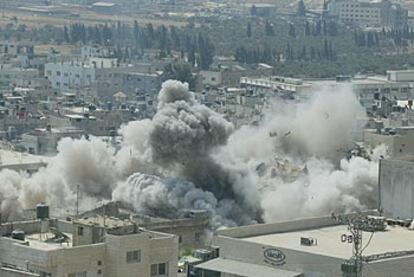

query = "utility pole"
[76,184,80,218]
[332,213,384,277]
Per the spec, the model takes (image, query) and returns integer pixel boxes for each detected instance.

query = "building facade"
[195,213,414,277]
[0,216,179,277]
[379,159,414,219]
[327,0,408,27]
[45,58,163,101]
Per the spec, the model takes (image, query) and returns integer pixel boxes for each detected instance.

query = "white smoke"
[0,80,383,227]
[215,85,382,222]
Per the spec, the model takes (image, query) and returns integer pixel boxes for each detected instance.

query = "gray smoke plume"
[215,85,383,222]
[0,136,117,220]
[0,80,383,228]
[112,173,244,228]
[117,80,260,225]
[150,81,233,167]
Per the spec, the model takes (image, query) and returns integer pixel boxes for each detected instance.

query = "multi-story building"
[197,64,274,92]
[0,65,40,87]
[0,213,179,277]
[364,126,414,159]
[0,149,49,173]
[81,45,110,60]
[0,41,34,57]
[194,212,414,277]
[409,11,414,28]
[327,0,408,27]
[80,202,210,252]
[21,126,84,155]
[241,70,414,113]
[378,158,414,219]
[44,58,163,101]
[44,58,116,92]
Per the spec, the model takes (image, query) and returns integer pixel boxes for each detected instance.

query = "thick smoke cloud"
[149,81,233,167]
[0,80,383,228]
[117,80,260,225]
[112,173,244,228]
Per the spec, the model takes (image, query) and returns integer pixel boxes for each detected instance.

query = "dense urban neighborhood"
[2,0,414,277]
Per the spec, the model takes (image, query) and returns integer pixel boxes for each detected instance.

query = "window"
[151,263,168,276]
[97,269,102,275]
[158,263,166,275]
[68,273,86,277]
[151,264,157,276]
[97,260,102,266]
[78,226,84,236]
[126,250,141,263]
[57,71,61,76]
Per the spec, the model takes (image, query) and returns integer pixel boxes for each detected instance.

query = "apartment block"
[0,214,179,277]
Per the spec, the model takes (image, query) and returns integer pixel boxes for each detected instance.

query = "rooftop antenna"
[103,202,106,227]
[76,184,80,218]
[332,213,382,277]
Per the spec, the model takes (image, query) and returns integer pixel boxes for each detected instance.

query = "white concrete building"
[0,41,34,57]
[21,126,84,155]
[379,159,414,219]
[195,213,414,277]
[45,61,96,91]
[44,58,117,91]
[241,71,414,112]
[45,58,163,101]
[364,126,414,159]
[0,149,49,172]
[81,46,110,60]
[409,11,414,28]
[0,216,178,277]
[327,0,408,27]
[198,71,223,88]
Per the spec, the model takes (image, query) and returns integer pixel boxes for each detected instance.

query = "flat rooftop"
[196,258,302,277]
[243,224,414,260]
[75,216,135,228]
[0,150,49,167]
[23,232,73,250]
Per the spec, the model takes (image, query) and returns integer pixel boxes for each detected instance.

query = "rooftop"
[0,150,49,168]
[23,232,73,250]
[92,2,117,7]
[196,258,302,277]
[242,224,414,260]
[74,216,135,229]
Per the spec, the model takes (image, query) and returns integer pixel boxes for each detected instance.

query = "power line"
[332,213,385,277]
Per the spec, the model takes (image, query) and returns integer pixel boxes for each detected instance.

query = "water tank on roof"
[36,203,49,220]
[11,229,25,241]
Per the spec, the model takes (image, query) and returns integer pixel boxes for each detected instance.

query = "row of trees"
[304,20,338,37]
[234,39,337,64]
[354,26,414,48]
[63,21,215,69]
[354,31,381,47]
[246,19,338,38]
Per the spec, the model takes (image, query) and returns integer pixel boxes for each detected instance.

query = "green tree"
[164,62,194,89]
[247,22,252,38]
[297,0,306,16]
